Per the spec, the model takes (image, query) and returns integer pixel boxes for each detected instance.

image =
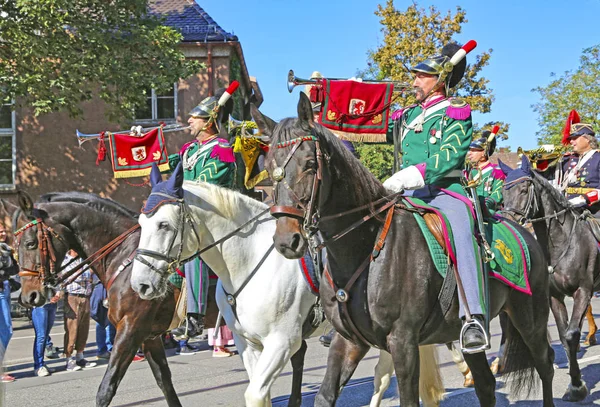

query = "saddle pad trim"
[489,218,532,296]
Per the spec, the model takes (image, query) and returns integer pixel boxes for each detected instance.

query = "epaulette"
[391,104,416,120]
[179,140,197,156]
[445,98,471,120]
[210,138,235,163]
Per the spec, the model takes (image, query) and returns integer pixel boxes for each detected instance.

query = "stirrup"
[459,317,490,354]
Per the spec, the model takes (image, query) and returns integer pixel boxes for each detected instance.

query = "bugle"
[76,124,190,146]
[287,69,414,94]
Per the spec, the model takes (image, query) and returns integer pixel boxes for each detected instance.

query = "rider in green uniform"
[168,94,236,342]
[466,131,505,216]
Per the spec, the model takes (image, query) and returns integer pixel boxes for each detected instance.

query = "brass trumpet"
[287,69,414,93]
[76,124,190,146]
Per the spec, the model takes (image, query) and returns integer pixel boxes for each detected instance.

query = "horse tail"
[503,316,538,397]
[419,345,445,407]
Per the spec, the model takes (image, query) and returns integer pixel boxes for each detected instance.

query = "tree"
[532,45,600,145]
[0,0,201,121]
[355,1,503,181]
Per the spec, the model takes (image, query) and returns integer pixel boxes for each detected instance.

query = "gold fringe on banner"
[113,162,170,179]
[330,130,387,143]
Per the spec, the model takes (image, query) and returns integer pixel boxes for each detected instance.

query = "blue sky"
[203,0,600,150]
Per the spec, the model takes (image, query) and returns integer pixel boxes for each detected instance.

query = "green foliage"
[532,45,600,145]
[355,143,394,182]
[0,0,202,121]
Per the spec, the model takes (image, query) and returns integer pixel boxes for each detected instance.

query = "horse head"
[256,93,327,259]
[131,163,192,300]
[15,191,74,307]
[500,155,542,224]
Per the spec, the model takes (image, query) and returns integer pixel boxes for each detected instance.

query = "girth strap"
[324,206,396,348]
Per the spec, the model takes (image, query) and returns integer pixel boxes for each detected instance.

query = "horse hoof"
[562,381,588,402]
[490,358,499,375]
[584,335,597,347]
[463,377,475,388]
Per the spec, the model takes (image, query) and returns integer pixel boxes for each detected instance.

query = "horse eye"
[158,221,169,230]
[26,241,36,249]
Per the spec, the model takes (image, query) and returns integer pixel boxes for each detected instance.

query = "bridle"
[15,218,67,286]
[134,192,272,277]
[134,192,201,276]
[269,134,325,236]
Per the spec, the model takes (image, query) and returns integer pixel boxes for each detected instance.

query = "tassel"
[96,132,107,166]
[391,108,404,121]
[445,103,471,120]
[210,140,236,163]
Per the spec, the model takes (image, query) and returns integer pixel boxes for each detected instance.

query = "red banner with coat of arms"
[107,127,170,178]
[318,79,394,143]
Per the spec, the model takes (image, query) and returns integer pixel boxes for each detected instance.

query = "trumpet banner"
[108,128,170,178]
[233,136,269,189]
[318,79,394,143]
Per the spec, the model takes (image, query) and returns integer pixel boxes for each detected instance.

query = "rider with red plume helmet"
[384,41,489,353]
[560,109,600,213]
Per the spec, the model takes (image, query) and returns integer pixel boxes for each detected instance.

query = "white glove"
[383,166,425,193]
[568,195,587,207]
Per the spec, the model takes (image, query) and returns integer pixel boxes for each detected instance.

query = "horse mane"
[530,170,570,208]
[268,118,386,206]
[182,181,267,220]
[39,192,138,219]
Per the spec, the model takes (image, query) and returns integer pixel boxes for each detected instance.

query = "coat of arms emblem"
[132,146,147,162]
[349,99,366,115]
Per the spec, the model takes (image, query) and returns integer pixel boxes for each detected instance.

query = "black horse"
[499,155,599,402]
[253,93,555,407]
[15,192,182,407]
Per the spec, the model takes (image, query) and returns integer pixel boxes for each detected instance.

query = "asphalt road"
[3,297,600,406]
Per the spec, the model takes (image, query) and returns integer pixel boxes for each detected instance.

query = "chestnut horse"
[257,93,556,407]
[15,192,182,407]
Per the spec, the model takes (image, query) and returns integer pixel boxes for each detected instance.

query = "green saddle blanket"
[404,197,532,295]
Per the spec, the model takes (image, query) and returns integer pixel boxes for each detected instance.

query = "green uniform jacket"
[388,97,473,196]
[468,162,505,214]
[168,137,235,187]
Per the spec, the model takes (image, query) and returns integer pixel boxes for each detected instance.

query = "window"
[0,101,15,189]
[134,84,178,123]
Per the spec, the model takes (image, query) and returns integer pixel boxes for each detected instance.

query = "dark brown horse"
[15,191,182,407]
[499,155,599,402]
[253,93,556,407]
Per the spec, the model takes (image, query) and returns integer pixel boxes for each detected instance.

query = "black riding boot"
[319,327,336,347]
[461,314,488,351]
[172,313,204,340]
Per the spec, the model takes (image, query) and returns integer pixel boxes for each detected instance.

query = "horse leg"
[490,311,508,376]
[584,304,597,346]
[562,289,591,401]
[388,332,420,407]
[287,339,307,407]
[446,342,473,387]
[314,334,369,407]
[244,336,301,407]
[142,335,181,407]
[463,352,496,407]
[96,322,143,407]
[550,295,570,365]
[369,350,394,407]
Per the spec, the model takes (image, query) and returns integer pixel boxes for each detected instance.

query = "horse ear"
[297,92,314,129]
[166,162,184,198]
[520,154,532,174]
[150,163,163,187]
[497,159,513,176]
[17,190,35,218]
[251,103,275,140]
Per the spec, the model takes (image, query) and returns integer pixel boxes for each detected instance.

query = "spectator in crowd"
[31,293,60,377]
[90,275,115,360]
[61,249,97,371]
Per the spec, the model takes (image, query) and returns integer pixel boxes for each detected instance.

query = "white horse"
[130,167,444,407]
